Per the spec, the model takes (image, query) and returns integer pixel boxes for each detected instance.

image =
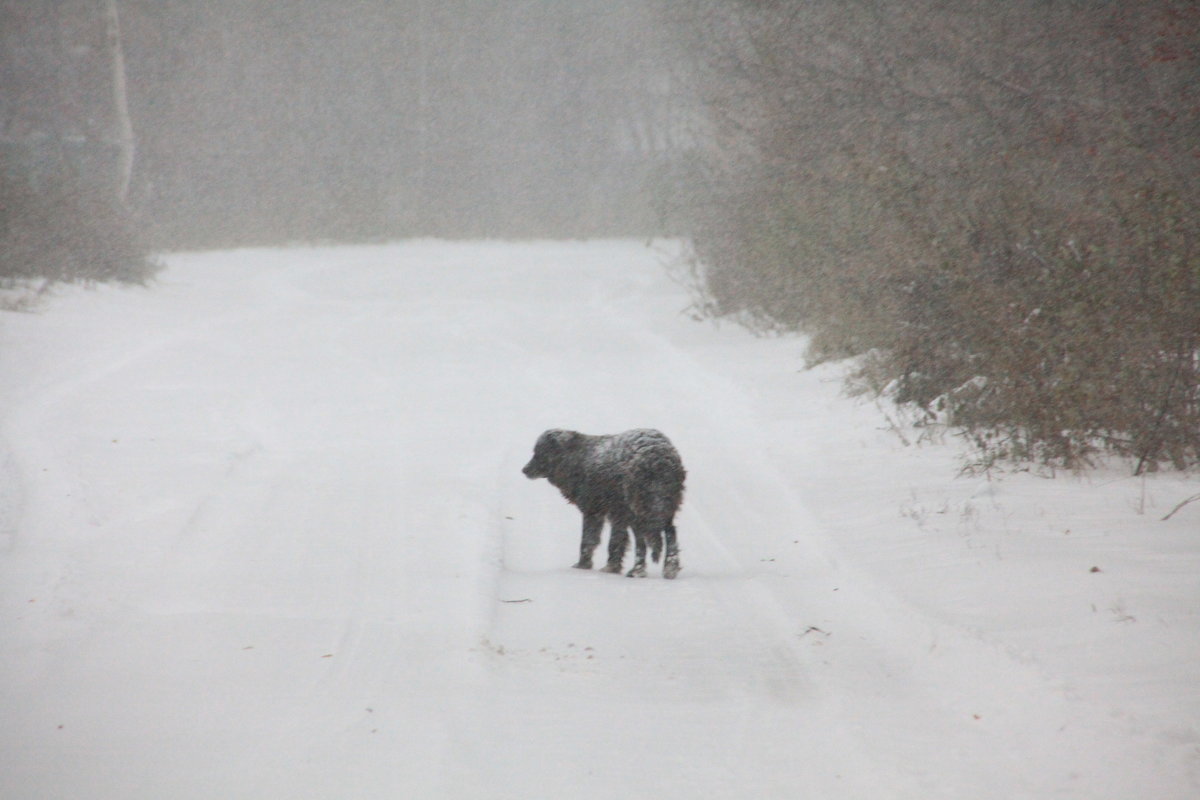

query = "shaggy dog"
[522,428,684,579]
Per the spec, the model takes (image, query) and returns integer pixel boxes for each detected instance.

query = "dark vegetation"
[0,176,156,286]
[669,0,1200,471]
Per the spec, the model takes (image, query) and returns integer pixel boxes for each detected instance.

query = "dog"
[522,428,684,578]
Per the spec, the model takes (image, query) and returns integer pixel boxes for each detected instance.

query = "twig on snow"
[1161,493,1200,522]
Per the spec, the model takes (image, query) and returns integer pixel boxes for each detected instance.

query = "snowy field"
[1,240,1197,799]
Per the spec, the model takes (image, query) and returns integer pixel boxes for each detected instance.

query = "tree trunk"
[102,0,134,203]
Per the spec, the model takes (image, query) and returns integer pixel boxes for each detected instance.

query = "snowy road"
[2,241,1197,799]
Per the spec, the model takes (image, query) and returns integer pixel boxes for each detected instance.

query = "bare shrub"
[671,0,1199,471]
[0,175,160,286]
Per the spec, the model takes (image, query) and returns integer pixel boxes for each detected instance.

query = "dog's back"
[612,428,685,521]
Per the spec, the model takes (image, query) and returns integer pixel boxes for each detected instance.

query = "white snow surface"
[1,240,1197,799]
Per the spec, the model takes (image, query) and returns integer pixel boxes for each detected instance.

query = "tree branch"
[1162,493,1200,522]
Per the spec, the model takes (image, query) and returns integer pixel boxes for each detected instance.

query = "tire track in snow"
[536,283,1104,797]
[606,285,1138,798]
[407,257,874,795]
[466,280,822,711]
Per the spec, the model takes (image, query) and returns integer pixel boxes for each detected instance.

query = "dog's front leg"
[574,512,604,569]
[601,519,629,573]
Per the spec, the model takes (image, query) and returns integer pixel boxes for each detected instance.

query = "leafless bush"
[671,0,1199,471]
[0,175,159,286]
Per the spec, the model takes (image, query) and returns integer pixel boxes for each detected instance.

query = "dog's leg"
[575,512,604,570]
[648,529,663,563]
[602,518,628,573]
[663,521,681,579]
[626,524,650,578]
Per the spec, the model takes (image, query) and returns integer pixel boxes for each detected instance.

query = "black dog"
[522,428,684,578]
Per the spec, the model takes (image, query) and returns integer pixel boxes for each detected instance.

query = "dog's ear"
[539,429,575,449]
[550,429,582,448]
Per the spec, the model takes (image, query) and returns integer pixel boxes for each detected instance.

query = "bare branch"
[1162,493,1200,522]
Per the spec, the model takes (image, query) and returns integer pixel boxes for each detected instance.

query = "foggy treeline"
[671,0,1199,471]
[124,0,681,243]
[1,0,680,253]
[2,1,1198,470]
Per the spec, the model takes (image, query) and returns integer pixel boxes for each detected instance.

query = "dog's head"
[522,429,579,479]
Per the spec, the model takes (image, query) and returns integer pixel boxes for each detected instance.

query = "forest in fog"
[1,0,1197,470]
[1,0,680,245]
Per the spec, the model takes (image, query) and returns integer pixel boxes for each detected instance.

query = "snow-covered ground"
[1,240,1197,799]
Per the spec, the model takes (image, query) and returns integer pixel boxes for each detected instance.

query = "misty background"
[1,0,1197,471]
[1,0,686,246]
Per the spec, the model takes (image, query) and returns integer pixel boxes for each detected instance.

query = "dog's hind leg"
[626,523,651,578]
[663,520,681,579]
[648,528,663,563]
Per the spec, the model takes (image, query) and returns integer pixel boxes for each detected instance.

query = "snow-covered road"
[2,241,1197,798]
